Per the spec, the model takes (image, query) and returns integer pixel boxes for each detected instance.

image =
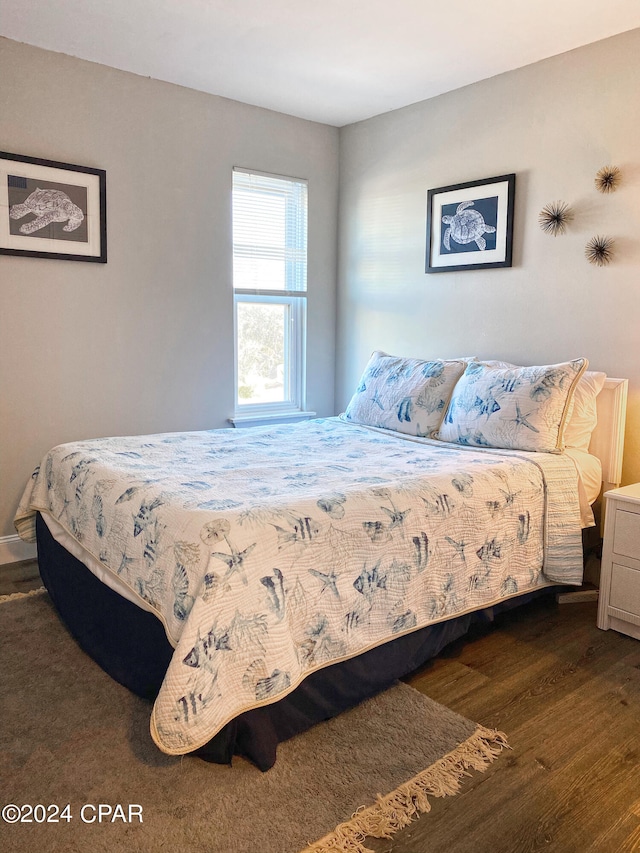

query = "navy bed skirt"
[35,512,555,770]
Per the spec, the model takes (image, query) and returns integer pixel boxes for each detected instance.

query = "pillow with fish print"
[436,358,589,452]
[478,360,606,452]
[343,351,466,437]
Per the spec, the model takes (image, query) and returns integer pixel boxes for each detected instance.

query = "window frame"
[232,168,308,419]
[233,291,307,417]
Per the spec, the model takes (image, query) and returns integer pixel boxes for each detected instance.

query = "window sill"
[228,411,317,429]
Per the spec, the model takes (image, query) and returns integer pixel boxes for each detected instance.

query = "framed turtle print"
[0,151,107,262]
[426,173,515,273]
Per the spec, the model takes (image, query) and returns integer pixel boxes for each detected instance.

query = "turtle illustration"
[9,187,84,234]
[442,201,496,251]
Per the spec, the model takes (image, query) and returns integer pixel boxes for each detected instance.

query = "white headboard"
[590,377,629,493]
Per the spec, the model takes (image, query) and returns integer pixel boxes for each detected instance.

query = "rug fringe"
[299,725,509,853]
[0,587,46,604]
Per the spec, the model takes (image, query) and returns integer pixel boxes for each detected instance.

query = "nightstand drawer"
[610,562,640,618]
[612,510,640,560]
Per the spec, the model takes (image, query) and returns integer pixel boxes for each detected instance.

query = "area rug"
[0,590,508,853]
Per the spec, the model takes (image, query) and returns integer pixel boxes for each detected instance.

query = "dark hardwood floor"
[2,561,639,851]
[378,595,640,853]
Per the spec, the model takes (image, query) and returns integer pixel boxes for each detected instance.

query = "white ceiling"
[2,0,640,127]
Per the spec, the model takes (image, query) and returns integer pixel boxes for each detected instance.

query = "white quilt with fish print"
[15,418,584,755]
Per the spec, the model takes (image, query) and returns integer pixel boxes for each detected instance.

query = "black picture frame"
[0,151,107,263]
[426,173,515,273]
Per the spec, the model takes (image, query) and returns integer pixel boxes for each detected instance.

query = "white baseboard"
[0,534,37,565]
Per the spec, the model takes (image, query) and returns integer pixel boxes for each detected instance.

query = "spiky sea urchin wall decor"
[538,200,573,236]
[595,165,621,194]
[585,235,614,266]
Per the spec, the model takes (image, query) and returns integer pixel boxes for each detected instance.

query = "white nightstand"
[597,483,640,640]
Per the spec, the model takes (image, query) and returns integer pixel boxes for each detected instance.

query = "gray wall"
[0,38,339,548]
[337,28,640,485]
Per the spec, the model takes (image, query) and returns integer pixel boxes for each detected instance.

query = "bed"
[14,355,628,770]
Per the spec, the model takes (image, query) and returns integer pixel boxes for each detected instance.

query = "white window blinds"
[232,169,307,296]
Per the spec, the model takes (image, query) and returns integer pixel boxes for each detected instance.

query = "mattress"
[564,447,603,518]
[16,417,586,758]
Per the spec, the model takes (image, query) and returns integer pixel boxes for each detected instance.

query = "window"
[232,169,308,417]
